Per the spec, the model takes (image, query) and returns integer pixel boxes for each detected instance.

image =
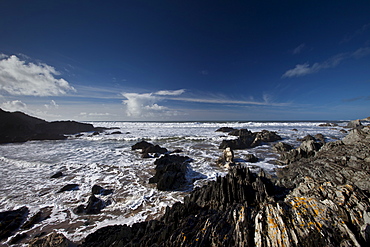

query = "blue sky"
[0,0,369,121]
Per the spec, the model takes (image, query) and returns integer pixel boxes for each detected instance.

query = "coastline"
[1,109,369,246]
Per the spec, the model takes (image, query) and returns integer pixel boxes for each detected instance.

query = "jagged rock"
[9,232,28,244]
[0,206,29,240]
[314,133,326,143]
[57,184,79,193]
[346,119,363,129]
[216,147,235,168]
[278,140,323,165]
[92,185,113,195]
[28,232,70,247]
[215,127,236,132]
[342,126,370,144]
[149,155,191,191]
[142,145,168,158]
[50,171,63,179]
[219,129,281,150]
[21,207,52,230]
[272,142,294,153]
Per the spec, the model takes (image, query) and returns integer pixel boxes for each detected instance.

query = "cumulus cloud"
[0,100,28,112]
[0,54,76,96]
[44,100,59,109]
[282,47,370,78]
[121,90,185,118]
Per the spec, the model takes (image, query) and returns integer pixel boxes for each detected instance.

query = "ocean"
[0,121,348,243]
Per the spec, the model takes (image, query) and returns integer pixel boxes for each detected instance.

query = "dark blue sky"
[0,0,369,120]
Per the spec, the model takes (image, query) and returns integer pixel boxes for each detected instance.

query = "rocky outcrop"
[131,141,168,158]
[0,206,29,241]
[346,119,363,129]
[219,129,281,150]
[91,185,113,196]
[0,108,106,143]
[74,195,106,215]
[57,184,79,193]
[81,126,370,247]
[215,127,237,133]
[149,155,191,191]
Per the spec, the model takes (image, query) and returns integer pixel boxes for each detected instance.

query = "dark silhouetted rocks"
[149,155,191,191]
[21,207,52,230]
[132,141,168,158]
[219,129,281,149]
[0,108,107,143]
[74,195,106,215]
[50,171,63,179]
[92,185,113,196]
[272,142,294,153]
[215,127,237,132]
[57,184,79,193]
[0,206,29,241]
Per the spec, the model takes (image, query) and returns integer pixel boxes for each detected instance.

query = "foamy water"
[0,121,347,244]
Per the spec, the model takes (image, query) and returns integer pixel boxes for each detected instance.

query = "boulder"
[346,119,363,129]
[149,155,191,191]
[215,127,236,132]
[92,185,113,196]
[50,171,63,179]
[216,147,235,168]
[74,195,106,215]
[219,129,281,150]
[142,145,168,158]
[272,142,294,153]
[0,206,29,240]
[57,184,79,193]
[279,140,323,165]
[131,141,153,151]
[244,154,258,163]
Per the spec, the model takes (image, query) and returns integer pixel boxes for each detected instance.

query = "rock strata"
[0,206,29,241]
[80,125,370,247]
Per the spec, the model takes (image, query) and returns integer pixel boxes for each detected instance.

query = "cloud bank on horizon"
[0,1,369,121]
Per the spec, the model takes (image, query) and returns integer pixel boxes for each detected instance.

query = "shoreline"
[0,111,368,244]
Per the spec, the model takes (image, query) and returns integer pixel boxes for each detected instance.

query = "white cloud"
[0,54,76,96]
[44,100,59,109]
[282,47,370,78]
[1,100,28,112]
[154,89,185,96]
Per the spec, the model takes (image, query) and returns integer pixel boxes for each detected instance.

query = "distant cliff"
[0,108,103,143]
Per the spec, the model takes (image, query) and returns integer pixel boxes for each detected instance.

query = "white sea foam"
[0,121,347,244]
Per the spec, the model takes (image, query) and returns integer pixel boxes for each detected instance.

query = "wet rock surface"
[80,126,370,247]
[0,206,29,241]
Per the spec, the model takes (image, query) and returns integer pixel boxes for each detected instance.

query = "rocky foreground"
[77,125,370,246]
[1,119,370,246]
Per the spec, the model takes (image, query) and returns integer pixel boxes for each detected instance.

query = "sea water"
[0,121,347,243]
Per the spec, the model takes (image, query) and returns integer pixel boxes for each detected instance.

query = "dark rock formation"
[132,141,168,158]
[0,206,29,241]
[92,185,113,196]
[21,207,52,230]
[74,195,106,215]
[219,129,281,150]
[149,155,191,191]
[278,140,323,165]
[244,154,258,163]
[215,127,237,132]
[50,171,63,179]
[0,108,106,143]
[57,184,79,193]
[318,122,338,127]
[80,126,370,247]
